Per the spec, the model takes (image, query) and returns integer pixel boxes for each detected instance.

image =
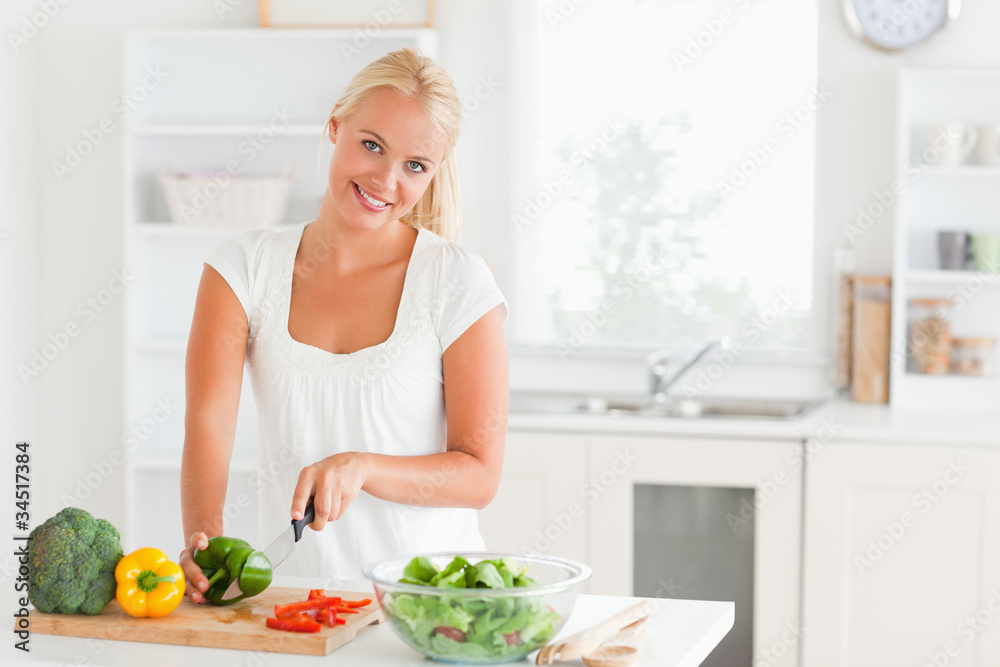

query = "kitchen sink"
[509,391,824,420]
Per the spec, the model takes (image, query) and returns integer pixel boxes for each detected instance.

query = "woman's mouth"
[353,182,391,211]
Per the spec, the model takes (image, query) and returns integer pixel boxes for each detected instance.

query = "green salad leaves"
[386,556,563,661]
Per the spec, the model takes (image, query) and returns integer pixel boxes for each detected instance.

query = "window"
[508,0,820,358]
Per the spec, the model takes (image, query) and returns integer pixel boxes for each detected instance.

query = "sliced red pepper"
[266,615,321,633]
[333,606,360,614]
[270,592,369,628]
[274,598,343,616]
[275,607,307,620]
[340,598,372,608]
[503,630,521,646]
[295,611,322,628]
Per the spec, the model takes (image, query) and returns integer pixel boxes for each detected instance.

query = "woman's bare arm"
[178,264,248,601]
[289,305,509,530]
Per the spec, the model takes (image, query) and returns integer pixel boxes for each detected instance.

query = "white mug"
[928,123,978,167]
[976,125,1000,166]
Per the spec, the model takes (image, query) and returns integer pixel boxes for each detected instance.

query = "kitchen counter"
[509,394,1000,447]
[13,575,734,667]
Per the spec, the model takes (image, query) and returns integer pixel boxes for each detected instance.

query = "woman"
[178,48,509,601]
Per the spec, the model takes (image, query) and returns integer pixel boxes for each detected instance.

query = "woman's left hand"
[290,451,370,531]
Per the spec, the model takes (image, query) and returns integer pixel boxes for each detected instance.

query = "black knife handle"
[292,498,315,542]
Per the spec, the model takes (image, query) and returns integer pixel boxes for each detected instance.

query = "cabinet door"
[803,442,1000,667]
[477,432,588,567]
[590,434,802,667]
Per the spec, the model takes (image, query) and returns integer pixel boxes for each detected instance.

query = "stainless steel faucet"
[646,337,733,404]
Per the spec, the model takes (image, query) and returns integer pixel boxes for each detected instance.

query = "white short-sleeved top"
[204,220,508,582]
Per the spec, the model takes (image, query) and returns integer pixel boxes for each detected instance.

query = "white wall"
[1,3,40,655]
[19,1,242,536]
[1,4,40,484]
[815,0,1000,282]
[6,0,1000,531]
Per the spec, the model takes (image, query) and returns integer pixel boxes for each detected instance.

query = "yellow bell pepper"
[115,547,186,618]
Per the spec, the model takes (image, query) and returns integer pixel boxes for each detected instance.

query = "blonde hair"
[318,47,463,242]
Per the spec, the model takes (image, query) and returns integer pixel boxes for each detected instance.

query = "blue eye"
[363,139,424,173]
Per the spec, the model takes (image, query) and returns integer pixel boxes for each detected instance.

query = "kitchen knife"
[219,497,315,601]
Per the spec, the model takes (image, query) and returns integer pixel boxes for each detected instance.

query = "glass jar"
[907,298,953,374]
[951,337,996,377]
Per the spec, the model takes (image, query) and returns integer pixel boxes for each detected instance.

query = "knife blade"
[219,497,315,601]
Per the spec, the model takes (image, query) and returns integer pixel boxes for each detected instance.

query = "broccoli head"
[28,507,124,614]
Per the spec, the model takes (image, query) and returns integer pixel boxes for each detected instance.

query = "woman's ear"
[327,117,339,144]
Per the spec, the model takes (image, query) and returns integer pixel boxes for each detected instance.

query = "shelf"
[905,270,1000,285]
[131,223,241,237]
[128,27,437,41]
[130,222,303,237]
[902,67,1000,82]
[900,373,1000,390]
[133,338,187,352]
[128,123,326,138]
[130,457,256,474]
[892,373,1000,412]
[923,166,1000,178]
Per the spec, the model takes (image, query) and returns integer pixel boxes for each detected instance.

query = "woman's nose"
[370,164,396,192]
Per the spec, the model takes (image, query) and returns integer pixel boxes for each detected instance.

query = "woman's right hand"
[178,532,212,604]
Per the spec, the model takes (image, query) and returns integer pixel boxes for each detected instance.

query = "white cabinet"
[121,28,438,555]
[802,442,1000,667]
[476,431,589,569]
[588,434,803,667]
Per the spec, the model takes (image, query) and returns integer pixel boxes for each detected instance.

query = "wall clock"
[843,0,961,51]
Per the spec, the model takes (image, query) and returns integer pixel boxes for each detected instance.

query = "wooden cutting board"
[27,587,383,656]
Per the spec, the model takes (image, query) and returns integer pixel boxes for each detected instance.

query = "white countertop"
[509,395,1000,447]
[11,576,733,667]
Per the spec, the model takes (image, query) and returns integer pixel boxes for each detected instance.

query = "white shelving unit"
[891,68,1000,411]
[904,269,995,285]
[129,123,327,138]
[121,28,438,556]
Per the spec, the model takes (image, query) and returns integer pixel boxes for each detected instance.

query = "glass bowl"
[364,552,591,664]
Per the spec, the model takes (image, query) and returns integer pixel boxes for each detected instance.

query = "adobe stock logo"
[522,449,637,553]
[512,117,626,233]
[672,0,751,73]
[340,1,408,62]
[18,269,134,385]
[7,0,73,55]
[853,459,970,576]
[51,66,170,182]
[717,85,833,198]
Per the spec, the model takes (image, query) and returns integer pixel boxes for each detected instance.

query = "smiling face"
[326,87,449,233]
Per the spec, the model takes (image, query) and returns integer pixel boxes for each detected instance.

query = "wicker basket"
[158,162,295,228]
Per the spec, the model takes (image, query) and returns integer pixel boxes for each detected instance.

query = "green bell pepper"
[192,536,273,606]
